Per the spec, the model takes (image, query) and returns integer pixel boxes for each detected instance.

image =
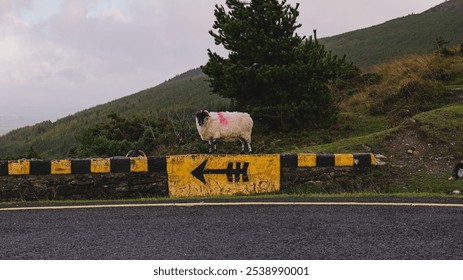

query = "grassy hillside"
[0,73,229,158]
[284,48,463,194]
[288,104,463,194]
[1,0,463,163]
[321,5,463,68]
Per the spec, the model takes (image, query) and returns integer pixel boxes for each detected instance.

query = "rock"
[451,190,461,195]
[374,154,387,166]
[404,118,417,127]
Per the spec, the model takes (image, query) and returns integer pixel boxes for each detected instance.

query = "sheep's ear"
[195,110,209,117]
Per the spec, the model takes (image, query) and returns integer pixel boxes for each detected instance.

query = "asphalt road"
[1,198,463,260]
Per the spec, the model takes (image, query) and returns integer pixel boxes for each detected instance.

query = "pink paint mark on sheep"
[218,112,228,127]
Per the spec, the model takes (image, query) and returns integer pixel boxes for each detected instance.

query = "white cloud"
[1,13,29,28]
[0,0,32,14]
[101,8,131,23]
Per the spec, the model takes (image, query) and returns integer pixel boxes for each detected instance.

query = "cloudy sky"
[0,0,444,135]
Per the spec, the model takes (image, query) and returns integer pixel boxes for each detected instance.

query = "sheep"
[449,160,463,180]
[195,110,253,154]
[125,150,147,158]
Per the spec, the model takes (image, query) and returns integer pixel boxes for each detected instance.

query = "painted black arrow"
[191,159,249,184]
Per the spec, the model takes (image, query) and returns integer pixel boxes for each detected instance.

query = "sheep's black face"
[195,110,210,126]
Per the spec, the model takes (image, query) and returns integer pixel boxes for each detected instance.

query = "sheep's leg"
[239,140,246,154]
[214,140,218,153]
[247,141,252,154]
[208,140,214,154]
[208,140,218,154]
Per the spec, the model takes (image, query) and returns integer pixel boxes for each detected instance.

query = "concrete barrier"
[0,153,377,199]
[168,154,281,197]
[0,157,167,176]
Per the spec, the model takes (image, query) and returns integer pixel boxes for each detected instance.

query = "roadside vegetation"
[1,1,463,196]
[29,45,463,197]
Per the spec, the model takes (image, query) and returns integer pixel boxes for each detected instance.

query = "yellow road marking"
[167,154,280,197]
[91,158,110,173]
[51,160,71,175]
[335,154,354,166]
[8,160,30,175]
[130,157,148,172]
[1,201,463,211]
[298,153,317,167]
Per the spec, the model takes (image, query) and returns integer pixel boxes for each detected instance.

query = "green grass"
[290,127,399,153]
[0,74,230,159]
[414,104,463,152]
[270,103,462,196]
[321,10,463,69]
[1,192,462,207]
[2,5,462,159]
[1,4,463,197]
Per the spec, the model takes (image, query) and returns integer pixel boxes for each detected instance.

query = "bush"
[72,112,202,157]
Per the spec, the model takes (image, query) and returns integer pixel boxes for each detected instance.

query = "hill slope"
[1,0,463,159]
[426,0,463,12]
[321,0,463,68]
[0,73,229,158]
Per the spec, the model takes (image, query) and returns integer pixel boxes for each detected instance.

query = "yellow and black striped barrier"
[281,153,378,168]
[0,153,377,197]
[0,157,167,176]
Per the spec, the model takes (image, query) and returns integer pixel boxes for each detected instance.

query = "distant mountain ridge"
[425,0,463,12]
[321,0,463,68]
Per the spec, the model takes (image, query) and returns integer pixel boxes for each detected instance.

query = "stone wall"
[0,153,379,201]
[0,173,168,201]
[0,167,376,202]
[280,166,380,193]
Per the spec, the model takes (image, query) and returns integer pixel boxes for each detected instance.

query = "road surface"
[1,197,463,259]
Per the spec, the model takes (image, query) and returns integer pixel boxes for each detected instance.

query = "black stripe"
[0,154,375,177]
[71,159,91,174]
[0,161,8,176]
[316,154,335,167]
[280,154,298,168]
[110,158,131,173]
[30,160,51,175]
[354,153,372,167]
[149,156,167,174]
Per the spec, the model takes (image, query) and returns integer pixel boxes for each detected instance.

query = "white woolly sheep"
[195,110,253,154]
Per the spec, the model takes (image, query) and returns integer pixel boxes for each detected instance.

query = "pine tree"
[202,0,354,131]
